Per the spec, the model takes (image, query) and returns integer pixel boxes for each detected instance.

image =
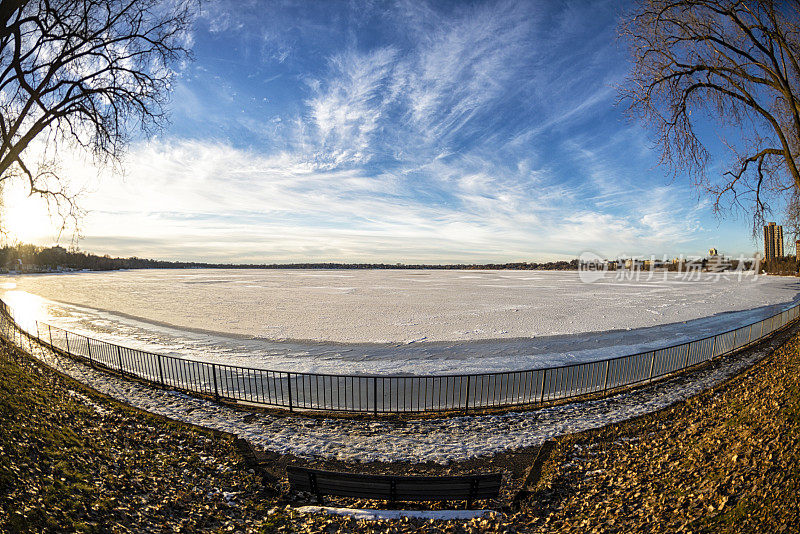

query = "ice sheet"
[2,269,798,343]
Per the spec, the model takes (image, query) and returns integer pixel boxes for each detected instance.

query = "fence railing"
[0,297,797,414]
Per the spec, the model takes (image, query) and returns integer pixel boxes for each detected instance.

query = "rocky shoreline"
[1,323,799,532]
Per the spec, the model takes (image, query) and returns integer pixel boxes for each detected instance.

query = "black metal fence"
[1,297,797,414]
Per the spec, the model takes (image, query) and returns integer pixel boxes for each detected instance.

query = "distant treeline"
[1,244,207,271]
[763,256,799,276]
[2,243,796,274]
[1,244,581,272]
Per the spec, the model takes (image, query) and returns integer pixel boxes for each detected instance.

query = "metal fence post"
[603,359,611,391]
[157,354,165,386]
[65,331,70,355]
[116,345,124,375]
[648,351,656,382]
[287,373,294,412]
[211,363,220,401]
[540,368,547,403]
[48,324,53,347]
[373,376,378,415]
[465,375,471,413]
[86,337,94,368]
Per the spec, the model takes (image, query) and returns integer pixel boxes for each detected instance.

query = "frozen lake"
[2,269,799,374]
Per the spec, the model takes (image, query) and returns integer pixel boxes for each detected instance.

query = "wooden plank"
[288,466,501,484]
[308,482,500,497]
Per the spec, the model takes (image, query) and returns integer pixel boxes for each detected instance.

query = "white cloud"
[305,46,399,167]
[7,138,708,262]
[295,0,538,168]
[402,2,530,137]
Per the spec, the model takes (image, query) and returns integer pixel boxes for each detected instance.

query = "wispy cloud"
[297,1,536,169]
[305,46,400,167]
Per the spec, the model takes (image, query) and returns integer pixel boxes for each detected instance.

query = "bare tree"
[619,0,800,235]
[0,0,194,233]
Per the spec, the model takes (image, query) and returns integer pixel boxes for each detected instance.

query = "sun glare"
[1,290,47,334]
[2,184,59,244]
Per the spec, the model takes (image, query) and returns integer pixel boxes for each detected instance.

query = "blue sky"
[9,0,772,263]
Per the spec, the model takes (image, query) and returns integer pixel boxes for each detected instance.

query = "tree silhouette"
[0,0,194,231]
[620,0,800,233]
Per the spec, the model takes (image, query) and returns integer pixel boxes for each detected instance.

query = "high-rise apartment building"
[764,222,784,261]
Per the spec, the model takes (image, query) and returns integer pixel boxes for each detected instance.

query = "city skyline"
[0,0,784,263]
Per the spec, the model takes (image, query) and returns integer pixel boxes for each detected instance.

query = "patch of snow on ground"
[295,506,491,521]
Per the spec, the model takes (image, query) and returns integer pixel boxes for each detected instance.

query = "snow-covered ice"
[1,269,798,374]
[4,269,798,343]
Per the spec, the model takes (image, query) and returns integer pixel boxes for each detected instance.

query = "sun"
[1,183,60,244]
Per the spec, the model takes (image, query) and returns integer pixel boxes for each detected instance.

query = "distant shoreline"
[1,243,583,273]
[3,243,790,274]
[3,265,584,274]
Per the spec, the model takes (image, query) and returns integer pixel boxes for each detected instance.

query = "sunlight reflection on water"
[2,290,49,334]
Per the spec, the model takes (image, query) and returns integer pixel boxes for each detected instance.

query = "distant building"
[764,222,784,261]
[706,249,730,272]
[620,258,644,270]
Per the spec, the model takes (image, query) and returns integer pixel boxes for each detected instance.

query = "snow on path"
[11,323,778,464]
[295,506,491,521]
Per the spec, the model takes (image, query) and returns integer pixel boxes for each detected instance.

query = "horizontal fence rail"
[0,298,797,414]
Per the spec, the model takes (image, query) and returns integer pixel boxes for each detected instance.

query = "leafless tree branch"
[0,0,195,237]
[619,0,800,237]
